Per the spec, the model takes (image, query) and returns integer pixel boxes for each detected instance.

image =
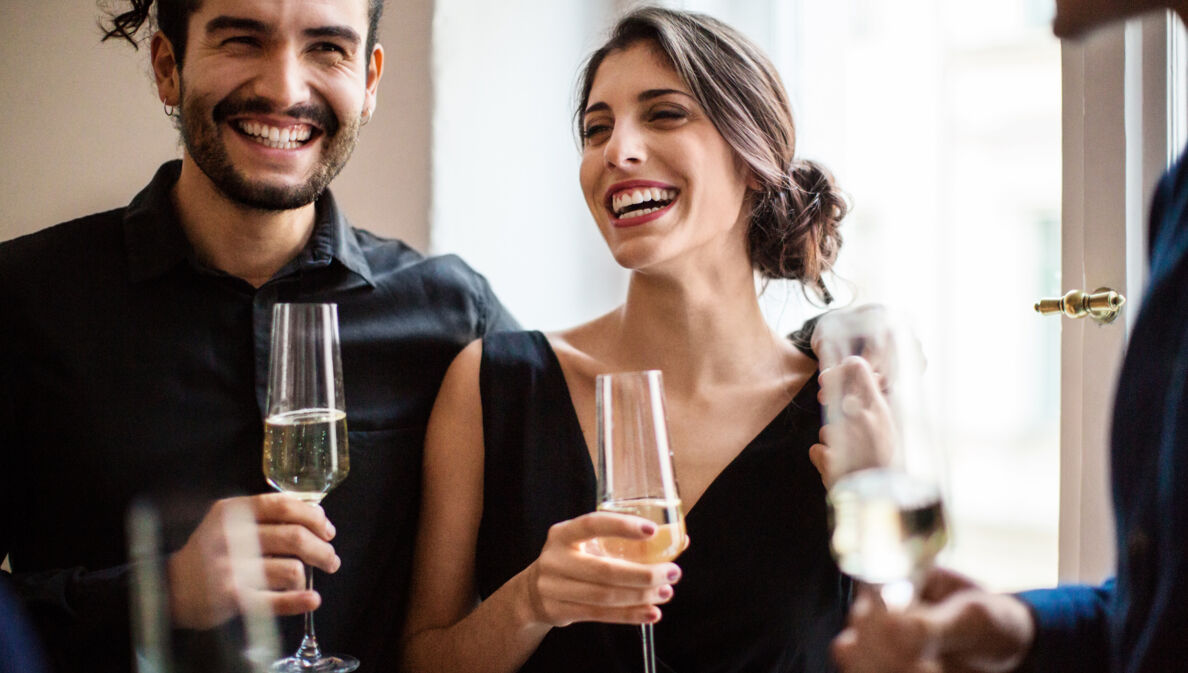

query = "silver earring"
[163,102,176,117]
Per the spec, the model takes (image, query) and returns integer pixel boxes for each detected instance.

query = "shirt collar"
[301,188,376,287]
[123,160,375,287]
[123,161,190,282]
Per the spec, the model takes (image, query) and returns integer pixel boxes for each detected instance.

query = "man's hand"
[833,568,1035,673]
[166,493,341,630]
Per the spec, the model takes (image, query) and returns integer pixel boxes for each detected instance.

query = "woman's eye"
[650,109,686,122]
[583,124,611,142]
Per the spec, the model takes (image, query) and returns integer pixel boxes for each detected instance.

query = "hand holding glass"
[815,308,947,609]
[263,302,357,673]
[595,370,684,673]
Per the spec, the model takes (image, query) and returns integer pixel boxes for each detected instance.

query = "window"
[683,0,1063,590]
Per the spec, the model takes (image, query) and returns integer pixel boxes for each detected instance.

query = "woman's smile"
[605,180,680,227]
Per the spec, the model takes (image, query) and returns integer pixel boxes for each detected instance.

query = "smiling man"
[0,1,515,672]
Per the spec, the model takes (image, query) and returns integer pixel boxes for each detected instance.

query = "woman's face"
[579,42,753,274]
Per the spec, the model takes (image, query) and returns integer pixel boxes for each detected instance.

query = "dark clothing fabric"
[0,575,49,673]
[475,330,850,673]
[0,160,517,673]
[1017,147,1188,671]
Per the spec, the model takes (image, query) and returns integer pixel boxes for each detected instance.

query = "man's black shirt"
[0,161,517,672]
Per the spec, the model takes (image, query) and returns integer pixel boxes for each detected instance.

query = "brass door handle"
[1034,287,1126,324]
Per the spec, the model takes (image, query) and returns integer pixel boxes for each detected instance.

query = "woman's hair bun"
[748,158,848,296]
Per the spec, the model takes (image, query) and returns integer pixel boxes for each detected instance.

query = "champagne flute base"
[269,654,359,673]
[878,579,915,611]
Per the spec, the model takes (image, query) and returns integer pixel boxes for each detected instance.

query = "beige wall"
[0,0,431,250]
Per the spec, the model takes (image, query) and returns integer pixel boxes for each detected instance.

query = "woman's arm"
[401,340,680,673]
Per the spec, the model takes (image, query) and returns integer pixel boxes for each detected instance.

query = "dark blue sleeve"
[1015,580,1114,673]
[0,575,49,673]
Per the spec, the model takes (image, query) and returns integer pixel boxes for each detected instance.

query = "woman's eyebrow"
[584,88,694,117]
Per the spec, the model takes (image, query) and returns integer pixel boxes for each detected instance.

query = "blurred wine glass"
[816,307,947,609]
[595,370,684,673]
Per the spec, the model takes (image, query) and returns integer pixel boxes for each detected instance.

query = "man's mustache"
[212,96,341,137]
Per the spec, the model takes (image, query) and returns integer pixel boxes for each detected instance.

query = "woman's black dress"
[474,330,849,673]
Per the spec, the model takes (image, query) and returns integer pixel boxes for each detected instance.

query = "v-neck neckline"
[531,330,821,519]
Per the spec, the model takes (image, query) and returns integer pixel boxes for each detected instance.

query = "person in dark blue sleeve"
[830,1,1188,672]
[0,1,515,672]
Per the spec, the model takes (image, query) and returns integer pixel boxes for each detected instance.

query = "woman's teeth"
[613,187,677,218]
[236,120,313,150]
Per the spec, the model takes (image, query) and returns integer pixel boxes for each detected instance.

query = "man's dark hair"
[101,0,386,68]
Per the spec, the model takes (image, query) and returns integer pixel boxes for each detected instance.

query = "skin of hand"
[832,568,1036,673]
[166,493,341,629]
[810,355,895,487]
[518,511,683,628]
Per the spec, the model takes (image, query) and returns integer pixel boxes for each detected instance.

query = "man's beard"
[176,84,361,212]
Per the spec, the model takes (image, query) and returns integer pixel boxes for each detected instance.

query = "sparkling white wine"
[829,468,946,585]
[263,408,349,503]
[596,498,686,563]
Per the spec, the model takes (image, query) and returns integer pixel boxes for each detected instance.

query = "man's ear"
[363,43,384,121]
[151,31,180,106]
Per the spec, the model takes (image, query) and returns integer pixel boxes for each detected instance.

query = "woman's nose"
[603,123,645,168]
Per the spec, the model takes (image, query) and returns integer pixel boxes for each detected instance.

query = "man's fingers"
[259,557,308,591]
[256,523,341,573]
[918,567,976,603]
[255,589,321,617]
[809,442,832,484]
[243,494,336,540]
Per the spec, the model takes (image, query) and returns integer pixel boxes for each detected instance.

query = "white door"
[1058,11,1185,582]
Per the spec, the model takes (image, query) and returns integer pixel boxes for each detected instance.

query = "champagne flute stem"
[296,563,323,662]
[640,623,656,673]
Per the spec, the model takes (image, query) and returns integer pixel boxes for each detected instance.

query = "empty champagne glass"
[815,307,947,609]
[595,370,684,673]
[263,302,357,672]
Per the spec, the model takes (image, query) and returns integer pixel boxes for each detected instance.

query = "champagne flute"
[263,302,357,673]
[595,370,684,673]
[815,308,947,609]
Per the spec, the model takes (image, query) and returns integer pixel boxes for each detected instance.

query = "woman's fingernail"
[331,555,342,572]
[658,585,673,599]
[641,523,656,535]
[325,521,336,538]
[667,567,681,582]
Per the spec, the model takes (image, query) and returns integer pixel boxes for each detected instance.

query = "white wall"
[0,0,432,250]
[431,0,628,331]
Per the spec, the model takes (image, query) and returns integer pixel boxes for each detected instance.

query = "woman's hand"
[518,512,682,628]
[810,355,896,487]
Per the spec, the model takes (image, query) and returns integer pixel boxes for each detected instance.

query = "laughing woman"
[402,7,850,673]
